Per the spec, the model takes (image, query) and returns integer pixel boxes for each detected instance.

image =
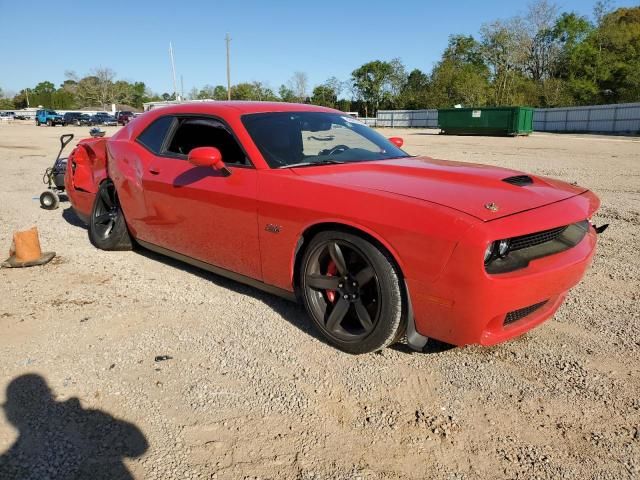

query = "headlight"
[484,243,495,263]
[484,239,511,264]
[497,239,510,257]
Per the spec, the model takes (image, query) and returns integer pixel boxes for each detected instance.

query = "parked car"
[76,114,93,126]
[36,109,64,126]
[90,113,118,126]
[62,112,83,126]
[115,111,135,125]
[0,111,15,118]
[64,102,603,354]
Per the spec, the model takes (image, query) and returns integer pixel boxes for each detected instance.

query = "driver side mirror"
[388,137,404,148]
[188,147,231,177]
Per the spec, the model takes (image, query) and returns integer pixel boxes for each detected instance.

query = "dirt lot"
[0,122,638,479]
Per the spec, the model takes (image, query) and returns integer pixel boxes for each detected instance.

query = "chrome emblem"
[265,224,281,234]
[484,202,500,212]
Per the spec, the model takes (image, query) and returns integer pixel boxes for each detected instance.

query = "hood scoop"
[503,175,533,186]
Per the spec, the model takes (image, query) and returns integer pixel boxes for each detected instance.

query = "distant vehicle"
[36,109,64,126]
[62,112,83,126]
[0,111,15,118]
[76,114,93,126]
[115,111,134,125]
[90,113,118,126]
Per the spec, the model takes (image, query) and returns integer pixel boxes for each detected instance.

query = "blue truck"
[35,109,64,126]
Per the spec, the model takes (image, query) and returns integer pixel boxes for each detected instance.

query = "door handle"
[148,167,160,175]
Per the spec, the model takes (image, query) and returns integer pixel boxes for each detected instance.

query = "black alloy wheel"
[88,180,132,251]
[93,182,119,240]
[301,231,404,354]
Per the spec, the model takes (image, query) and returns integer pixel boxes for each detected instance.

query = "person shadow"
[0,374,148,480]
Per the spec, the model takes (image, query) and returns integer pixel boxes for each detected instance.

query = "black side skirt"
[136,239,297,302]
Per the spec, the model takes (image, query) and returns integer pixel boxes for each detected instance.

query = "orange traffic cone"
[1,227,55,268]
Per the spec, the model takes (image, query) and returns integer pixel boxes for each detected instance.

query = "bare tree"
[523,0,561,80]
[481,18,528,104]
[325,76,343,99]
[288,72,309,101]
[93,67,117,109]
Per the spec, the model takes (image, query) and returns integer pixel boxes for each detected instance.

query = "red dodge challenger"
[65,102,602,354]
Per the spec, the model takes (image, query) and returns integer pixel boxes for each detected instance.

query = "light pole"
[225,33,231,101]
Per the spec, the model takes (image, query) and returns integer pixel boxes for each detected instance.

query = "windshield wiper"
[278,159,345,169]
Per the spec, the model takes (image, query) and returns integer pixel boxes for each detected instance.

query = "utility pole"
[25,88,30,108]
[225,33,231,101]
[180,75,184,100]
[169,42,179,101]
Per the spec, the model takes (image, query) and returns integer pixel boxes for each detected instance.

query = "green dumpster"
[438,106,534,136]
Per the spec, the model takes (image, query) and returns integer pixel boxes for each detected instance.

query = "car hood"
[291,156,588,221]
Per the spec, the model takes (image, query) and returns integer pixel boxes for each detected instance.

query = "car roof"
[147,101,338,116]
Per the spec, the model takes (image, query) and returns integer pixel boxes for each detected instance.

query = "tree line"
[1,1,637,115]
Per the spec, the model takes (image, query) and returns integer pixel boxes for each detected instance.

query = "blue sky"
[0,0,637,96]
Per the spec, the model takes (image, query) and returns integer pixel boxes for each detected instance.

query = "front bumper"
[407,191,599,346]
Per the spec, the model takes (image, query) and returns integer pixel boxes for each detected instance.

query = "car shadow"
[61,207,87,229]
[59,207,451,355]
[134,247,324,344]
[0,374,148,479]
[137,248,453,355]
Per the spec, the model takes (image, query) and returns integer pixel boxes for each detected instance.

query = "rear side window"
[137,116,174,154]
[165,117,248,165]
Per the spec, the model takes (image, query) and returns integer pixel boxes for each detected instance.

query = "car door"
[139,115,262,280]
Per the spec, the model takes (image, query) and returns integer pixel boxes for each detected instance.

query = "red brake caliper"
[326,260,338,303]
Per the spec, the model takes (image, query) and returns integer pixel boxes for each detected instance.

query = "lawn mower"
[40,133,74,210]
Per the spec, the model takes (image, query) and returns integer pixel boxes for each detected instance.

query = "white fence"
[533,103,640,133]
[362,109,438,128]
[362,103,640,134]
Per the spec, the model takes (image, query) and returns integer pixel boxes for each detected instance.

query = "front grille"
[502,175,533,186]
[504,300,548,326]
[509,225,568,252]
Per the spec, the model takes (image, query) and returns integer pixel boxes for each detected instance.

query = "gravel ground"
[0,122,638,479]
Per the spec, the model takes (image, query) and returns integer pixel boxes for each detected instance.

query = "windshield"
[242,111,409,168]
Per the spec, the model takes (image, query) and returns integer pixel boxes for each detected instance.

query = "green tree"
[311,84,337,107]
[400,69,430,109]
[351,60,395,116]
[561,6,640,103]
[0,88,13,109]
[31,81,56,107]
[430,35,491,107]
[278,84,297,102]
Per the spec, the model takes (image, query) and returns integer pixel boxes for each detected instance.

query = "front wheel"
[88,179,132,251]
[300,231,404,354]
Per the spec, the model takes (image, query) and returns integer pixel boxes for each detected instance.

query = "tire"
[88,179,133,251]
[36,120,40,126]
[39,191,59,210]
[300,230,404,354]
[46,119,52,127]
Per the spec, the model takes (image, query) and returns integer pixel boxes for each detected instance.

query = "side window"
[165,117,248,165]
[137,116,175,154]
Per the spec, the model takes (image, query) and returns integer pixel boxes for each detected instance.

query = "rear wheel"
[300,231,404,354]
[89,179,132,251]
